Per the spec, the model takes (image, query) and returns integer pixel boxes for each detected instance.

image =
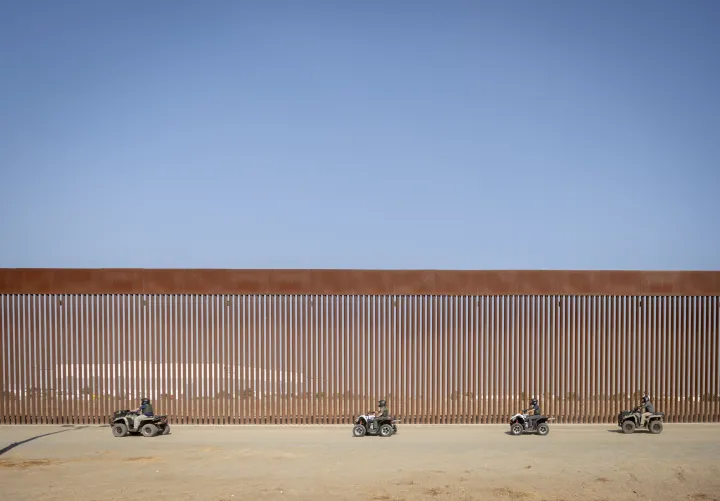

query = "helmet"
[379,399,386,407]
[141,397,150,405]
[641,394,649,403]
[530,398,538,406]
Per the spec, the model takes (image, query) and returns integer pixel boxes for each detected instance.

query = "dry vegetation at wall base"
[3,393,719,425]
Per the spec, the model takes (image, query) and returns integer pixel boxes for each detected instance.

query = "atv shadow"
[606,429,652,434]
[0,426,88,456]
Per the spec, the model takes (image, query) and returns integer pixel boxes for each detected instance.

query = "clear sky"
[1,0,718,270]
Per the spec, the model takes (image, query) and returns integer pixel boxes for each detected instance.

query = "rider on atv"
[377,399,389,419]
[637,394,654,427]
[131,397,155,431]
[368,399,389,432]
[526,397,542,426]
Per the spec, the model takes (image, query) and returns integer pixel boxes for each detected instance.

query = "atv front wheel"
[141,423,159,437]
[622,420,636,434]
[510,423,523,436]
[352,425,366,437]
[112,422,129,437]
[537,423,549,436]
[161,425,171,435]
[379,424,394,437]
[649,420,663,434]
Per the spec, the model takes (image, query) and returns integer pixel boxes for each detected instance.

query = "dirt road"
[1,423,719,500]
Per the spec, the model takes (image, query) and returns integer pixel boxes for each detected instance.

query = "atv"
[110,409,170,437]
[509,410,552,436]
[617,406,665,434]
[352,412,399,438]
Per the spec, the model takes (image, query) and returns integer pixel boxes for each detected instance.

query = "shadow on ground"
[0,426,88,456]
[503,431,547,437]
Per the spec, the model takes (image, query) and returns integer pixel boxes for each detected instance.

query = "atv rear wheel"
[379,424,393,437]
[141,423,159,437]
[510,423,523,436]
[649,420,663,434]
[352,424,366,437]
[537,423,549,436]
[622,420,636,434]
[112,422,129,437]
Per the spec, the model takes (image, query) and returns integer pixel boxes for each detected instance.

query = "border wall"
[1,269,718,425]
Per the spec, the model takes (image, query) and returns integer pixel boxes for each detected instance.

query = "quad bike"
[352,412,400,437]
[111,409,170,437]
[617,406,665,434]
[509,410,552,436]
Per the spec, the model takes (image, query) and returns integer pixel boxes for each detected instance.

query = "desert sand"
[1,422,719,500]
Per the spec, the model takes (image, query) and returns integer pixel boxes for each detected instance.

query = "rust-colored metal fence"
[1,269,719,425]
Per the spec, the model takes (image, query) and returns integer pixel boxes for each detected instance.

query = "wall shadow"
[0,426,88,456]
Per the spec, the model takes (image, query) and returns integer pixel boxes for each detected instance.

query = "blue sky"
[1,0,718,270]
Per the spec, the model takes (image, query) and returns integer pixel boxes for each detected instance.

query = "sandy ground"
[1,423,719,501]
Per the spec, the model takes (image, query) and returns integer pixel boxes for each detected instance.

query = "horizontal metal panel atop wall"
[1,294,718,425]
[1,269,720,295]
